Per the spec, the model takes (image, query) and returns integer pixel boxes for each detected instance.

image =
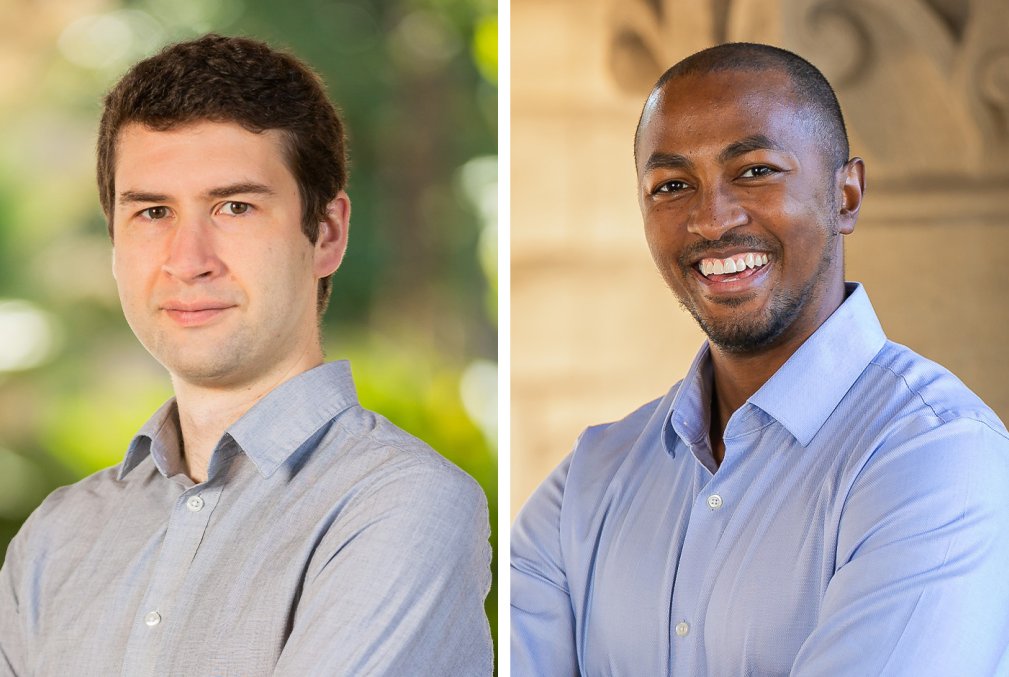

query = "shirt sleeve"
[0,518,29,676]
[272,457,493,676]
[790,418,1009,676]
[511,454,579,677]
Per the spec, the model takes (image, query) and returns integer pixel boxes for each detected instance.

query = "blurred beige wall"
[512,0,1009,518]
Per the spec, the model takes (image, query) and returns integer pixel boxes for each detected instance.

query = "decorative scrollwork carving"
[972,48,1009,146]
[792,2,872,87]
[980,50,1009,107]
[605,0,1009,180]
[607,0,721,95]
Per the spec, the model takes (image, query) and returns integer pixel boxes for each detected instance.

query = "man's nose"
[161,217,225,282]
[686,184,748,240]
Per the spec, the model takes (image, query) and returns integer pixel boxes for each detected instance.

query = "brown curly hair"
[97,33,348,311]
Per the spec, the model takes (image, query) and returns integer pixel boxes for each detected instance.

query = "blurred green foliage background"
[0,0,498,648]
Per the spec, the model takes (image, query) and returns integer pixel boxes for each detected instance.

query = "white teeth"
[697,252,770,277]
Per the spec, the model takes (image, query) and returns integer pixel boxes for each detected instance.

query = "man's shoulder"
[579,389,676,442]
[865,340,1008,439]
[835,339,1009,493]
[304,405,490,569]
[40,462,126,509]
[564,385,681,478]
[8,463,131,555]
[320,403,487,511]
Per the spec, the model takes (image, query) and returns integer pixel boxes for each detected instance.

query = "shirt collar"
[665,343,714,453]
[119,398,183,479]
[748,282,886,445]
[665,283,887,453]
[119,361,360,480]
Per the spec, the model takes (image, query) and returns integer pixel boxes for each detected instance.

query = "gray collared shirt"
[0,361,493,676]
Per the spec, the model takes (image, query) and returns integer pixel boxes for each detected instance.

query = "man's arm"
[791,418,1009,675]
[0,516,30,676]
[511,454,579,676]
[273,457,493,676]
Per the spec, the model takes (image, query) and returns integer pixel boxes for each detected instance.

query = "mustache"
[677,234,776,267]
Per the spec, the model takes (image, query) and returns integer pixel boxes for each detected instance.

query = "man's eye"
[655,180,689,194]
[740,166,776,179]
[141,206,169,220]
[219,201,251,216]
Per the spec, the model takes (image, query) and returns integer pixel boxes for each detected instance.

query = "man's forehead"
[114,121,290,172]
[653,67,794,113]
[116,119,287,146]
[636,68,804,154]
[113,121,298,202]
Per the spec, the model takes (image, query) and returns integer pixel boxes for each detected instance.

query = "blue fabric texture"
[512,283,1009,676]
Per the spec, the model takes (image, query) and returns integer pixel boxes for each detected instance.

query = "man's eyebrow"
[643,152,692,173]
[717,135,784,163]
[117,183,276,206]
[204,182,276,199]
[118,190,169,206]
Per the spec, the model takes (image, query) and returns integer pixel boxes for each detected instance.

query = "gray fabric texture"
[0,361,493,676]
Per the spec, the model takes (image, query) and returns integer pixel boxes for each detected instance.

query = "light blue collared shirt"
[512,283,1009,676]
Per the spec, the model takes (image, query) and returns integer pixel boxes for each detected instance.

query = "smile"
[697,252,769,278]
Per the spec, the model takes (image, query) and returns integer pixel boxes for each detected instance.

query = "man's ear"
[313,191,350,278]
[837,157,865,235]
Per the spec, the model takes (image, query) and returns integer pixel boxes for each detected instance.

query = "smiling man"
[0,35,492,675]
[511,43,1009,675]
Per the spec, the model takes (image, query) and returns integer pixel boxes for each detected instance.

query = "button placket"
[669,471,728,663]
[123,484,224,673]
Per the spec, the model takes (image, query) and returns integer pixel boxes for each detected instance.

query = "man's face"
[636,69,855,353]
[112,121,347,389]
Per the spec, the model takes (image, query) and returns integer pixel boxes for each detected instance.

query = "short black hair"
[634,42,849,170]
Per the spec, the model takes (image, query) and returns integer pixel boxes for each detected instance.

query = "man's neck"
[708,347,792,464]
[171,350,324,483]
[708,284,848,465]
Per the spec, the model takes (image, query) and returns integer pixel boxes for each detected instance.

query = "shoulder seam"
[866,361,1009,442]
[329,412,474,482]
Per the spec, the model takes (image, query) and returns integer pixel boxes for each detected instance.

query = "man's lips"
[161,302,237,327]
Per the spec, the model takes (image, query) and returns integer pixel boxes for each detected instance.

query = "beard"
[678,279,813,353]
[673,226,839,354]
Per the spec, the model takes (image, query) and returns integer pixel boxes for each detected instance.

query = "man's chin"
[678,300,784,354]
[156,353,249,389]
[699,318,784,353]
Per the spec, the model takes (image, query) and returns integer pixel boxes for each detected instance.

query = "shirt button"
[675,621,690,637]
[144,611,161,627]
[707,494,723,510]
[186,495,205,512]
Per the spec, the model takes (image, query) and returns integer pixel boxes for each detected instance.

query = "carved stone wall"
[512,0,1009,516]
[610,0,1009,186]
